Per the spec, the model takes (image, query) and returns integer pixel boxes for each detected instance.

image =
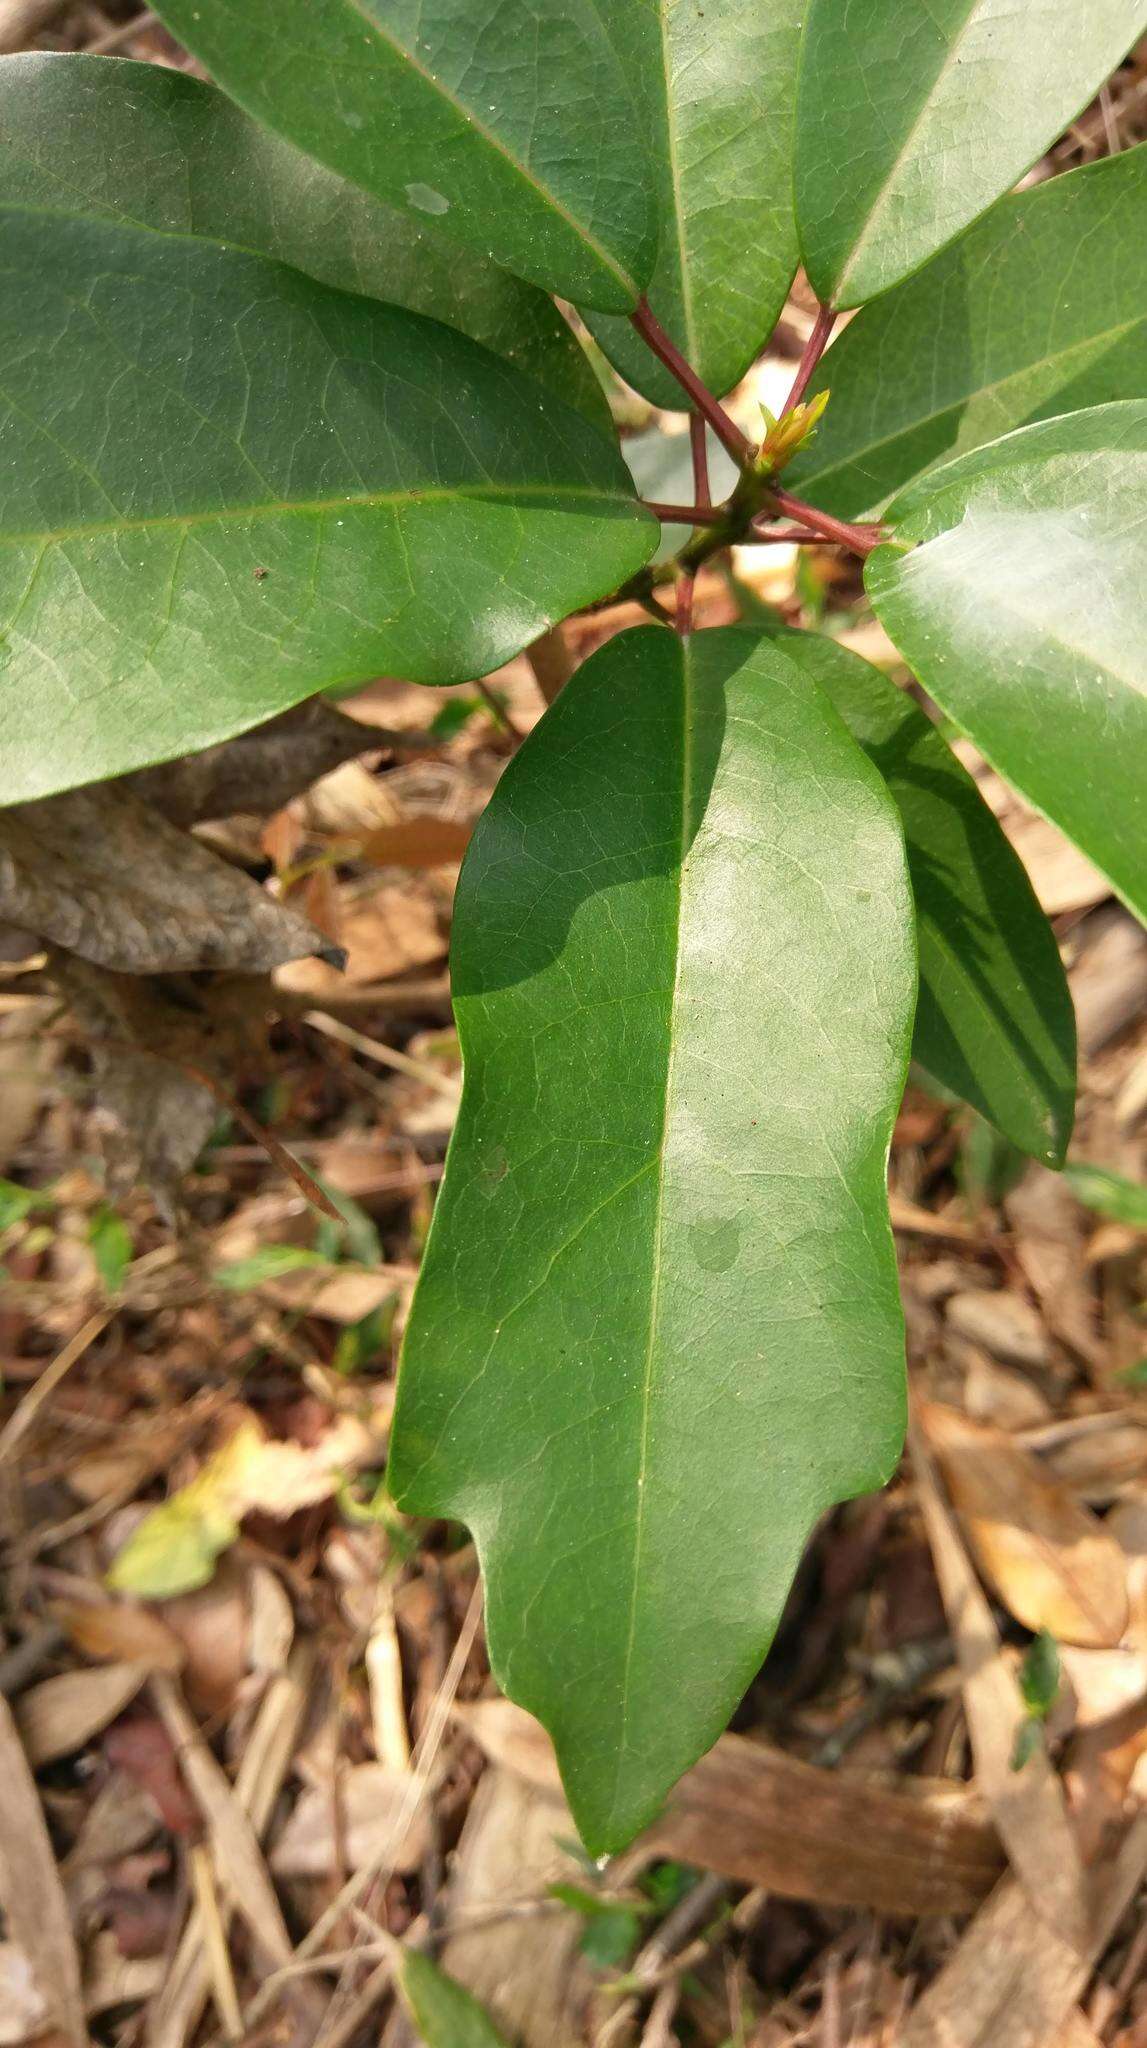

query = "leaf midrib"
[336,0,636,301]
[609,638,691,1826]
[0,484,636,551]
[657,0,698,369]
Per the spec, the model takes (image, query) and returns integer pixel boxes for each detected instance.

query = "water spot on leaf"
[688,1213,743,1274]
[406,182,450,216]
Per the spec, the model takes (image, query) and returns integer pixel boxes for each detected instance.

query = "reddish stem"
[781,302,836,415]
[644,499,723,525]
[630,298,753,467]
[746,525,826,546]
[768,486,884,558]
[690,412,712,513]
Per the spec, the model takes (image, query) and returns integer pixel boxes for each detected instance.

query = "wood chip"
[457,1699,1003,1919]
[0,1694,86,2045]
[911,1418,1088,1952]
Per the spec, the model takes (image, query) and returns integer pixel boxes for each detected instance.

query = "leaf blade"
[585,0,803,403]
[0,52,607,426]
[795,0,1147,307]
[867,402,1147,928]
[150,0,656,312]
[0,206,654,802]
[788,144,1147,517]
[389,625,916,1850]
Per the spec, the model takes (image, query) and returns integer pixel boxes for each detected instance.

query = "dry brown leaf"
[49,1598,185,1674]
[911,1417,1089,1952]
[436,1769,594,2048]
[0,786,329,974]
[277,883,443,998]
[945,1291,1048,1369]
[457,1698,1003,1918]
[51,957,290,1217]
[1071,908,1147,1055]
[1005,1168,1102,1368]
[17,1663,149,1766]
[158,1566,251,1720]
[358,817,473,869]
[149,1676,294,1976]
[127,701,377,827]
[148,1647,321,2048]
[920,1401,1129,1647]
[269,1763,430,1878]
[0,1694,86,2045]
[108,1409,381,1600]
[0,1001,54,1171]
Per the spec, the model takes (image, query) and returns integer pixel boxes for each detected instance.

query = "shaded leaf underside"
[772,631,1075,1163]
[868,403,1147,930]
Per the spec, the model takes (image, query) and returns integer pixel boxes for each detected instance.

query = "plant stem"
[675,415,710,638]
[781,302,836,414]
[767,486,883,557]
[690,412,712,514]
[629,298,753,466]
[644,500,723,525]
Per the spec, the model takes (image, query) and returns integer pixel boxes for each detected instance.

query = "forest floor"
[3,6,1147,2045]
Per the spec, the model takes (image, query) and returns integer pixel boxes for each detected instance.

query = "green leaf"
[788,146,1147,518]
[867,402,1147,928]
[0,1177,53,1231]
[395,1949,511,2048]
[549,1883,646,1968]
[389,625,915,1851]
[89,1206,133,1296]
[1062,1163,1147,1229]
[151,0,655,313]
[1019,1628,1061,1720]
[766,631,1075,1164]
[215,1247,330,1292]
[585,0,803,404]
[0,205,655,804]
[0,54,606,427]
[795,0,1147,307]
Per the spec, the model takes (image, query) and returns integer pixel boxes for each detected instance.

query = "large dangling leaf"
[795,0,1147,308]
[584,0,803,405]
[0,52,607,425]
[150,0,656,313]
[389,625,916,1852]
[788,146,1147,518]
[0,206,655,805]
[769,631,1075,1163]
[867,403,1147,928]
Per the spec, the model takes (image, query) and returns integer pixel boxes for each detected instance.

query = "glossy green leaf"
[389,625,915,1851]
[0,52,606,425]
[585,0,803,404]
[867,403,1147,928]
[151,0,656,313]
[795,0,1147,307]
[767,631,1075,1164]
[788,147,1147,517]
[396,1949,511,2048]
[0,206,655,804]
